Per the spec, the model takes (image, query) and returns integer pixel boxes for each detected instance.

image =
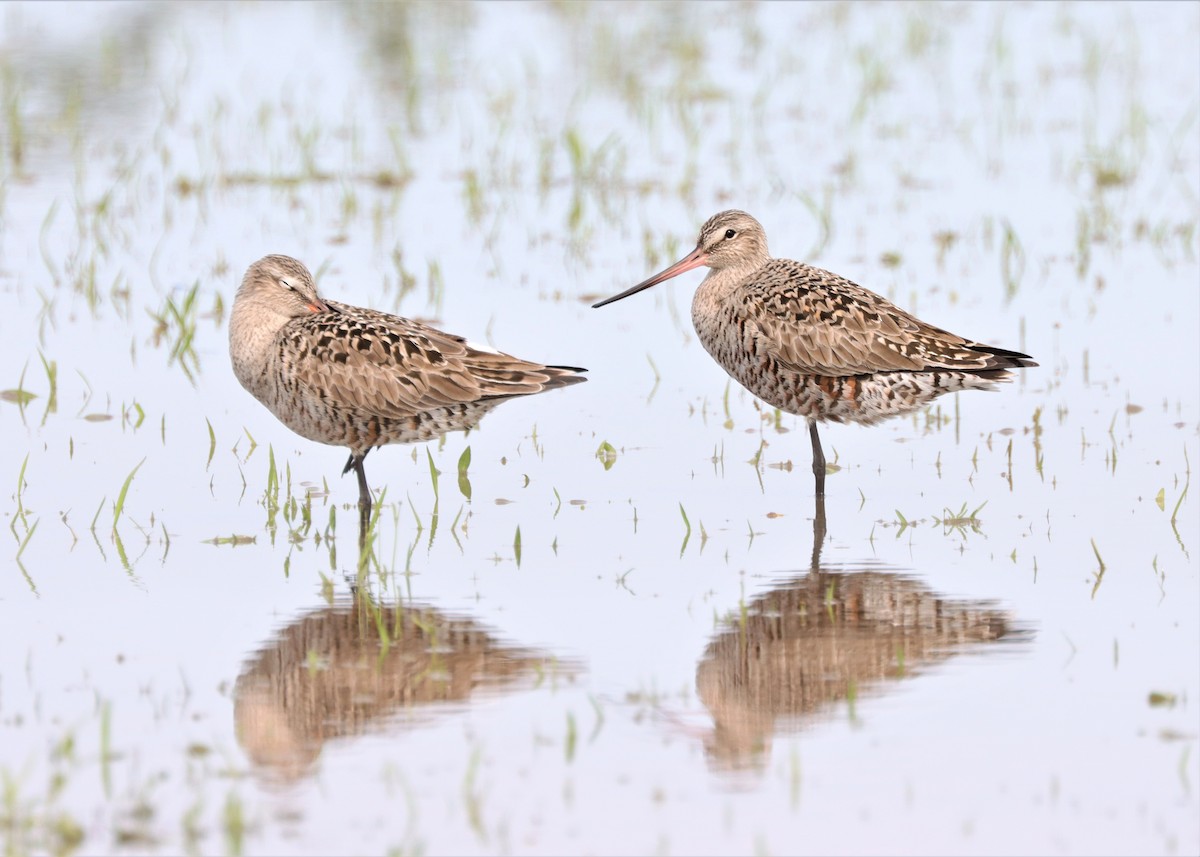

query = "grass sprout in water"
[0,3,1195,856]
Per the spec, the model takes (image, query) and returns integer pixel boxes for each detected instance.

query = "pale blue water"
[1,2,1197,855]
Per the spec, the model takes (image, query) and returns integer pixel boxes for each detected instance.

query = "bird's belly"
[250,373,498,453]
[695,329,1010,424]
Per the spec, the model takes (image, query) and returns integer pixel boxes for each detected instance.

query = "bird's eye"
[724,229,736,240]
[280,278,294,291]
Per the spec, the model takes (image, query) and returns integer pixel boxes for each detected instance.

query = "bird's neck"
[229,297,292,392]
[695,260,759,305]
[691,262,759,358]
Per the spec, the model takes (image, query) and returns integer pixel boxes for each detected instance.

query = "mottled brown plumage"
[230,255,585,515]
[234,596,576,781]
[594,210,1035,494]
[696,566,1026,770]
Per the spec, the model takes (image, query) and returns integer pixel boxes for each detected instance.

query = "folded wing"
[738,260,1035,376]
[276,300,584,419]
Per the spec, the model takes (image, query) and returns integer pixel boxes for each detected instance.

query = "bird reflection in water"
[695,496,1031,772]
[234,596,577,783]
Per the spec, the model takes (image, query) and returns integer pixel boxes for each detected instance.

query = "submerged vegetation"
[0,2,1196,856]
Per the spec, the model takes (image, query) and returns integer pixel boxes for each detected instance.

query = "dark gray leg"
[811,491,827,571]
[348,453,372,529]
[808,420,826,497]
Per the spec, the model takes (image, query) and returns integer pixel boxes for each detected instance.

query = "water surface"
[1,2,1197,855]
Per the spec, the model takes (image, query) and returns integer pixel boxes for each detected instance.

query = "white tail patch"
[465,339,504,356]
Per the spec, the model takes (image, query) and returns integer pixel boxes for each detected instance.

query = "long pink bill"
[592,246,709,308]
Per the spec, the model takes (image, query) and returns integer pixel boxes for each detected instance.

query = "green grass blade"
[112,459,145,531]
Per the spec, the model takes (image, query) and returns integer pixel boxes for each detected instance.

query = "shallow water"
[1,2,1197,855]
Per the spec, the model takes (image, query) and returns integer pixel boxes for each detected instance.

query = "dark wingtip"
[544,365,588,389]
[969,345,1037,370]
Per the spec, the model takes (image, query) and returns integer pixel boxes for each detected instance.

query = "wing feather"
[273,300,576,419]
[736,260,1028,375]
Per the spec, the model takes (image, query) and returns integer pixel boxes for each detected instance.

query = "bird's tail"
[968,344,1037,370]
[540,365,588,391]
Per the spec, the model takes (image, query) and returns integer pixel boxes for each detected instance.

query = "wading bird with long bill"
[593,210,1034,495]
[231,255,586,524]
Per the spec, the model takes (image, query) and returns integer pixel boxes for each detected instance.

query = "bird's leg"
[808,420,826,497]
[811,490,827,571]
[348,453,372,535]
